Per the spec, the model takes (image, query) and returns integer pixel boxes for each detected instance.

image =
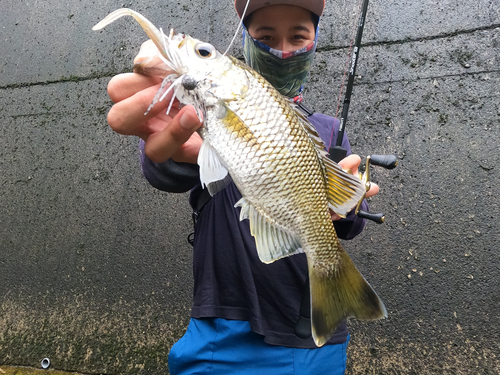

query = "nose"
[274,38,294,52]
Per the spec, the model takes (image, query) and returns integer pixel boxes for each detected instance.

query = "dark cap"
[234,0,325,18]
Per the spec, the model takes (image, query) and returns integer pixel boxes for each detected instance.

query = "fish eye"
[195,43,216,58]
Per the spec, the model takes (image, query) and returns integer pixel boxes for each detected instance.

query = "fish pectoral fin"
[323,155,366,217]
[235,198,302,263]
[307,243,387,347]
[198,141,231,196]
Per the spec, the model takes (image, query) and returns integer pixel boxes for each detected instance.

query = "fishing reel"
[355,154,398,224]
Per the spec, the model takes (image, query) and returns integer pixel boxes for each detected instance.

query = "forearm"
[139,139,200,193]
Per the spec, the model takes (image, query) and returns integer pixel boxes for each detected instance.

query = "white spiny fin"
[235,198,303,263]
[198,141,229,196]
[323,156,366,216]
[293,105,329,158]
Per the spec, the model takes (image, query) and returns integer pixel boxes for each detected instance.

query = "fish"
[93,9,387,347]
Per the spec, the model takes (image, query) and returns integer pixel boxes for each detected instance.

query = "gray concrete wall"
[1,0,498,374]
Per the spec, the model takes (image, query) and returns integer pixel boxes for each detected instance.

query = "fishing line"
[222,0,251,57]
[206,0,213,42]
[199,0,250,100]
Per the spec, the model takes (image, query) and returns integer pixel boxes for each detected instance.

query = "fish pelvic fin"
[235,198,303,263]
[307,242,387,347]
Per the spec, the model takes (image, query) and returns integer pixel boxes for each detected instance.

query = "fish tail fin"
[308,242,387,347]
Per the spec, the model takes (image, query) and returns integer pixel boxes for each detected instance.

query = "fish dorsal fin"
[198,141,231,196]
[293,106,329,158]
[293,107,366,217]
[235,198,303,263]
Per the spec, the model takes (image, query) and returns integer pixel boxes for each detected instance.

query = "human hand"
[330,154,379,221]
[106,41,203,164]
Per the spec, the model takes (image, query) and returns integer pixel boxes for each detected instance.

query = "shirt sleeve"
[139,139,200,193]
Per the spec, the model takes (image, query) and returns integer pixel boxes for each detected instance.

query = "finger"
[338,154,361,175]
[107,73,163,103]
[330,209,342,221]
[144,106,203,164]
[169,132,204,164]
[365,182,380,198]
[107,82,174,137]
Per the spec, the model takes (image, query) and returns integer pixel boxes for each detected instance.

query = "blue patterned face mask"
[242,23,319,99]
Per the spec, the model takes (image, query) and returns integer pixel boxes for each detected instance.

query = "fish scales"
[93,8,388,347]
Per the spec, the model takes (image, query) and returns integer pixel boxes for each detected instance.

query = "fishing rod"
[295,0,397,340]
[327,0,397,224]
[328,0,369,163]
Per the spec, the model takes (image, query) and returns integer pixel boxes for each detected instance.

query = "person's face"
[246,5,316,52]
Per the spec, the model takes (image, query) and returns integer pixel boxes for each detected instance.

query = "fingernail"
[179,108,200,130]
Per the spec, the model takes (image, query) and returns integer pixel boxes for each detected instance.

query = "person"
[106,0,379,373]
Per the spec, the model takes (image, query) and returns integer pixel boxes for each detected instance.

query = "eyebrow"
[254,25,312,33]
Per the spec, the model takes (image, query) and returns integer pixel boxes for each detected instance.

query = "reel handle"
[357,210,385,224]
[355,154,398,224]
[369,154,398,169]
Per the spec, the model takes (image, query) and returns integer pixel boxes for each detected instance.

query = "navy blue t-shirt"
[140,112,368,348]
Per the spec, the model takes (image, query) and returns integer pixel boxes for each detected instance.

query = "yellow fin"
[307,243,387,347]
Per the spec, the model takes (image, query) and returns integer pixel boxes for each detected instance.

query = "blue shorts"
[168,318,349,375]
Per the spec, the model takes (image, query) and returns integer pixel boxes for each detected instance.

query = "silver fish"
[93,9,387,347]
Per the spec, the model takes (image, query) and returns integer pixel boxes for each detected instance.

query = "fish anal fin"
[235,198,302,263]
[307,243,387,347]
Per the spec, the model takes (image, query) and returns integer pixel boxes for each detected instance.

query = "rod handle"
[328,146,348,163]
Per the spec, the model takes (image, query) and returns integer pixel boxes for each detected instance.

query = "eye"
[195,43,216,58]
